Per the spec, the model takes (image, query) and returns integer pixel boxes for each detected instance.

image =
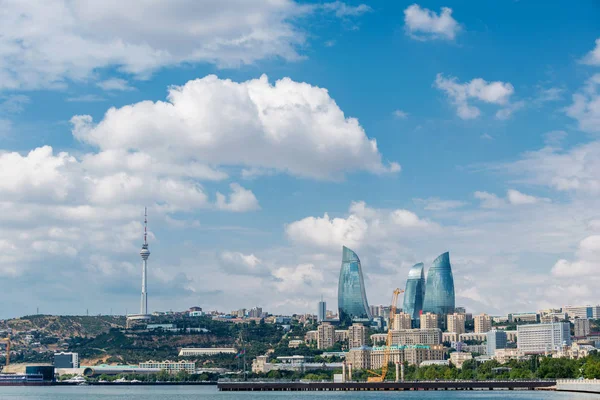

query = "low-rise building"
[305,330,318,344]
[370,345,444,369]
[139,360,195,374]
[178,347,236,357]
[54,352,79,369]
[371,328,442,346]
[508,312,539,323]
[288,339,304,348]
[450,352,472,369]
[251,355,343,374]
[459,332,486,342]
[494,348,526,364]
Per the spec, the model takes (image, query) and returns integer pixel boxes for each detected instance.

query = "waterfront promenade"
[218,380,557,391]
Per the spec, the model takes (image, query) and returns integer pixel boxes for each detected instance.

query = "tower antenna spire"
[144,206,148,245]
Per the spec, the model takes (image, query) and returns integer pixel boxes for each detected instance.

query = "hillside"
[1,315,126,339]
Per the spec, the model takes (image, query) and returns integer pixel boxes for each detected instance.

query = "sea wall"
[556,379,600,394]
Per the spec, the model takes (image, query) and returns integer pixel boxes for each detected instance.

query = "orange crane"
[0,335,10,368]
[367,288,404,382]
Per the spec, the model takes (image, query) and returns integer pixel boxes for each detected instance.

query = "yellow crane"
[367,288,404,382]
[0,335,10,368]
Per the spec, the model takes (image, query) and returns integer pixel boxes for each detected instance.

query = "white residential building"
[517,322,571,354]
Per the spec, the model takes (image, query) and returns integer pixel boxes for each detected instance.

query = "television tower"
[140,207,150,315]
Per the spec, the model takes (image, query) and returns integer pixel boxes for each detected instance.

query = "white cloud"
[219,251,269,276]
[216,183,260,212]
[506,189,545,205]
[414,197,466,211]
[286,201,436,249]
[393,109,409,119]
[581,38,600,66]
[0,1,370,91]
[72,75,399,180]
[66,94,105,103]
[322,2,371,17]
[97,78,134,91]
[496,100,525,120]
[403,4,460,41]
[272,263,324,293]
[552,235,600,277]
[502,141,600,194]
[475,189,547,208]
[434,74,515,119]
[565,74,600,133]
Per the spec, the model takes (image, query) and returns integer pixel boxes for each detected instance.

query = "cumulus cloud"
[72,75,399,180]
[565,74,600,133]
[0,1,370,91]
[404,4,460,41]
[286,201,437,249]
[581,38,600,66]
[434,74,515,119]
[552,235,600,277]
[216,183,260,212]
[219,251,269,276]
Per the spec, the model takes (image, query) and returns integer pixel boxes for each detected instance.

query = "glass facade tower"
[402,263,426,323]
[338,246,372,323]
[422,252,455,316]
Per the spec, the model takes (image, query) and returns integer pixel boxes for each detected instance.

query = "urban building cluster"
[256,246,600,375]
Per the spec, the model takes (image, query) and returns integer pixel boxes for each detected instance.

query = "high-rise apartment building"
[318,300,326,323]
[486,330,507,356]
[403,263,426,323]
[248,307,262,318]
[348,323,367,348]
[317,323,335,350]
[393,312,413,330]
[447,313,465,335]
[517,322,571,354]
[422,252,455,316]
[338,246,372,323]
[420,312,439,330]
[574,318,591,337]
[474,314,492,333]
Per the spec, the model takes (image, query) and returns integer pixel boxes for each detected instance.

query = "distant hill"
[1,315,126,339]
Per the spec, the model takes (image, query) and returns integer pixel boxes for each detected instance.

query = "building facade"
[178,348,236,357]
[574,319,591,337]
[54,352,79,369]
[564,305,600,320]
[447,313,466,335]
[486,330,508,356]
[370,345,444,368]
[474,314,492,333]
[338,246,372,323]
[450,352,472,368]
[372,328,442,346]
[317,323,335,349]
[139,360,195,374]
[348,323,367,348]
[508,312,539,323]
[318,300,326,323]
[420,312,439,329]
[517,322,571,354]
[393,312,412,330]
[422,252,455,317]
[402,263,426,324]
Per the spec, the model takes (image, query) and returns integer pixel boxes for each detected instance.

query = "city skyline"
[0,1,599,318]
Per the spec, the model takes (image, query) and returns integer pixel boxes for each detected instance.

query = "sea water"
[0,386,597,400]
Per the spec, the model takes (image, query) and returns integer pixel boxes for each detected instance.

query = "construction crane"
[0,335,10,368]
[367,288,404,383]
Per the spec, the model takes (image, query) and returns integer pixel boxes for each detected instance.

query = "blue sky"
[0,1,599,319]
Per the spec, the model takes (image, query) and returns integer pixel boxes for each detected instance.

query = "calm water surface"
[0,386,597,400]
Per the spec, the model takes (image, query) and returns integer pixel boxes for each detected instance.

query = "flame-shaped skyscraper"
[140,207,150,315]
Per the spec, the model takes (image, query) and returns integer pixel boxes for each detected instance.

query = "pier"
[218,380,557,391]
